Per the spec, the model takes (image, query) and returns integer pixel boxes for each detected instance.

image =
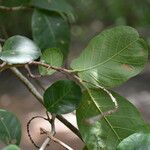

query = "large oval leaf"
[44,80,82,114]
[117,132,150,150]
[0,109,21,145]
[77,89,146,150]
[39,48,63,76]
[30,0,75,22]
[0,36,41,64]
[71,26,148,88]
[32,9,70,58]
[2,145,20,150]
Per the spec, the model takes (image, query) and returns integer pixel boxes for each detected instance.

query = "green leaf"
[44,80,82,114]
[2,145,20,150]
[76,89,146,150]
[39,48,63,76]
[30,0,75,22]
[0,44,2,52]
[71,26,148,88]
[32,9,70,58]
[0,109,21,145]
[117,132,150,150]
[0,36,41,64]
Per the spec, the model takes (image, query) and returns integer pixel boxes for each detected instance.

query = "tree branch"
[9,67,82,141]
[10,67,44,105]
[40,128,73,150]
[0,5,32,11]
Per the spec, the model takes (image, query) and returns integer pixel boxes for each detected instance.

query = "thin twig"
[56,115,82,140]
[25,64,41,78]
[39,114,56,150]
[0,5,32,11]
[40,128,73,150]
[9,67,82,140]
[27,116,48,148]
[10,67,44,105]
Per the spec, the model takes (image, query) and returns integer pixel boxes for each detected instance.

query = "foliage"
[0,0,149,149]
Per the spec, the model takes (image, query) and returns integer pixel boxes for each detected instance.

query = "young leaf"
[71,26,148,88]
[44,80,82,114]
[76,89,146,150]
[117,132,150,150]
[2,144,20,150]
[39,48,63,76]
[0,36,41,64]
[30,0,75,22]
[0,109,21,145]
[32,9,70,58]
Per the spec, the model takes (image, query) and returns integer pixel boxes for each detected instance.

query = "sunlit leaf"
[0,36,41,64]
[0,109,21,145]
[39,48,63,76]
[71,26,148,88]
[44,80,82,114]
[77,89,146,149]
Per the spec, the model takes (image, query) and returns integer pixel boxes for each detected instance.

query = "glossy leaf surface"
[39,48,63,76]
[77,89,145,150]
[44,80,82,114]
[71,26,148,88]
[0,109,21,145]
[0,36,41,64]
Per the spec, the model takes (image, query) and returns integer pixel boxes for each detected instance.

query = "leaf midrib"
[47,87,73,109]
[76,39,139,72]
[86,88,121,143]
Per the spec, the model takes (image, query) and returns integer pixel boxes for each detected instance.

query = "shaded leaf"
[2,144,20,150]
[30,0,75,22]
[0,36,41,64]
[44,80,82,114]
[32,9,70,58]
[77,89,146,150]
[117,132,150,150]
[71,26,148,88]
[0,109,21,145]
[39,48,63,76]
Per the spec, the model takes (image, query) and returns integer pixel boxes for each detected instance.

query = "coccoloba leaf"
[77,89,146,150]
[0,109,21,145]
[30,0,76,22]
[71,26,148,88]
[32,9,70,58]
[0,35,41,64]
[117,132,150,150]
[44,80,82,114]
[39,48,63,76]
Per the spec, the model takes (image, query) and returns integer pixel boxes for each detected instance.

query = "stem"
[0,5,31,11]
[56,115,82,140]
[39,138,50,150]
[40,128,73,150]
[10,67,44,105]
[10,67,82,141]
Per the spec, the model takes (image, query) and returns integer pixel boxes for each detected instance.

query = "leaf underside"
[71,26,148,88]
